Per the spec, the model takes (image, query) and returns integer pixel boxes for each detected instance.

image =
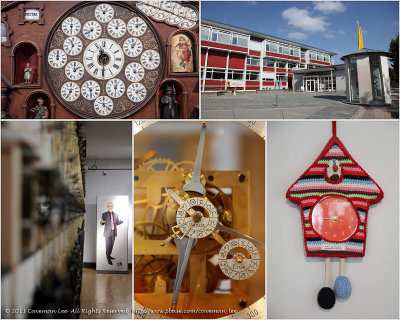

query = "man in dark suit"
[100,202,123,265]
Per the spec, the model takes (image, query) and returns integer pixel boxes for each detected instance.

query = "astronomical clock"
[1,1,199,119]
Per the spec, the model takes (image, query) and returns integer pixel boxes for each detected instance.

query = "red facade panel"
[207,50,228,68]
[301,59,306,63]
[310,60,331,66]
[276,68,286,73]
[228,53,246,69]
[204,80,226,91]
[263,67,274,72]
[249,50,261,56]
[247,65,260,71]
[263,81,274,86]
[246,81,260,90]
[265,52,300,61]
[202,40,248,53]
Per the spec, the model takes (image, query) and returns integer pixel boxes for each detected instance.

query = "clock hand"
[171,236,197,310]
[182,123,206,195]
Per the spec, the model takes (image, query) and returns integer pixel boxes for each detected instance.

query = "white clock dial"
[83,38,124,80]
[106,78,125,98]
[82,20,102,40]
[61,82,80,102]
[94,96,114,116]
[136,1,158,16]
[127,83,147,102]
[81,80,101,100]
[125,63,145,82]
[95,3,114,23]
[107,19,126,38]
[48,49,68,68]
[127,17,147,36]
[63,36,83,56]
[140,50,160,70]
[123,38,143,57]
[65,61,85,81]
[179,6,198,29]
[152,1,172,21]
[166,2,185,25]
[62,17,81,36]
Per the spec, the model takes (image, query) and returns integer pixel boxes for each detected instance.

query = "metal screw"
[134,175,139,181]
[208,175,214,181]
[238,173,246,182]
[239,298,247,308]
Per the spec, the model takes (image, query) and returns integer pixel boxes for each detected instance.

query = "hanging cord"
[324,257,330,286]
[332,121,337,137]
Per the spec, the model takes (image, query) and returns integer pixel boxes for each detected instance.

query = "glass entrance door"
[370,55,384,102]
[306,79,315,92]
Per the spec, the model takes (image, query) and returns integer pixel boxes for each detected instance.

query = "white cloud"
[314,1,346,14]
[287,32,309,40]
[338,30,346,35]
[282,7,328,32]
[325,31,336,38]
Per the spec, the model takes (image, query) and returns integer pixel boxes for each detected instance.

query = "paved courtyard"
[201,91,398,119]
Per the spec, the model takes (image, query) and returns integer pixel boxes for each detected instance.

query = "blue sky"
[201,1,399,63]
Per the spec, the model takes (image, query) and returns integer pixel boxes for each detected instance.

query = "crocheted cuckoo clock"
[286,122,383,309]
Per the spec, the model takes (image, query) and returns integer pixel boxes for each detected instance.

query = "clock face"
[48,49,68,68]
[60,82,80,102]
[83,38,124,80]
[311,196,359,242]
[127,17,147,36]
[140,50,160,70]
[45,2,164,118]
[62,17,81,36]
[94,96,113,116]
[106,78,125,98]
[65,61,84,81]
[152,1,172,21]
[82,21,102,40]
[107,19,126,38]
[125,63,145,82]
[166,1,185,25]
[179,5,199,29]
[95,3,114,23]
[81,80,101,100]
[64,36,83,56]
[127,83,146,102]
[123,37,143,57]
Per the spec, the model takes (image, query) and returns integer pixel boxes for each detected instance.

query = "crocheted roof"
[286,128,384,208]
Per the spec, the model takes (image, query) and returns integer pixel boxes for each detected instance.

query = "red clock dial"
[311,196,358,242]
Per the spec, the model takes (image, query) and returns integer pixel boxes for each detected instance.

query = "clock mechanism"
[134,121,265,319]
[44,2,164,118]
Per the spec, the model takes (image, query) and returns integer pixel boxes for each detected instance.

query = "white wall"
[83,159,132,264]
[267,121,399,319]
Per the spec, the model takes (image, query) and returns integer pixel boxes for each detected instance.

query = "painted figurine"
[160,85,179,119]
[175,36,192,70]
[30,97,49,119]
[24,62,32,84]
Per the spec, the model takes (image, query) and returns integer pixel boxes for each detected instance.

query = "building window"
[246,71,259,80]
[201,26,210,41]
[218,31,231,45]
[236,35,248,47]
[247,56,260,66]
[263,59,274,67]
[262,76,275,81]
[232,35,238,46]
[265,42,270,51]
[211,30,218,42]
[206,68,226,80]
[276,61,286,68]
[283,47,290,55]
[270,43,278,53]
[276,73,287,81]
[227,69,244,80]
[288,63,297,69]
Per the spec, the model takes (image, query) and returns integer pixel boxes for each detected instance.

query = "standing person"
[24,62,32,83]
[100,202,123,265]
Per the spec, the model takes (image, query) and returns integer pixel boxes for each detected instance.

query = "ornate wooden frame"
[167,29,198,77]
[155,78,188,119]
[18,3,45,25]
[22,89,56,119]
[11,40,42,88]
[1,13,13,47]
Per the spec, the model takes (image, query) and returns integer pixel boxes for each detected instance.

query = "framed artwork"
[167,30,198,77]
[96,195,129,273]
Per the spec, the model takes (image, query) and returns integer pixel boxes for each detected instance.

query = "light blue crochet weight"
[334,275,352,299]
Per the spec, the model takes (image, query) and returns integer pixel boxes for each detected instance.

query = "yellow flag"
[357,21,364,50]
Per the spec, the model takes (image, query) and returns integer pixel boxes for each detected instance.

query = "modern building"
[201,18,337,92]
